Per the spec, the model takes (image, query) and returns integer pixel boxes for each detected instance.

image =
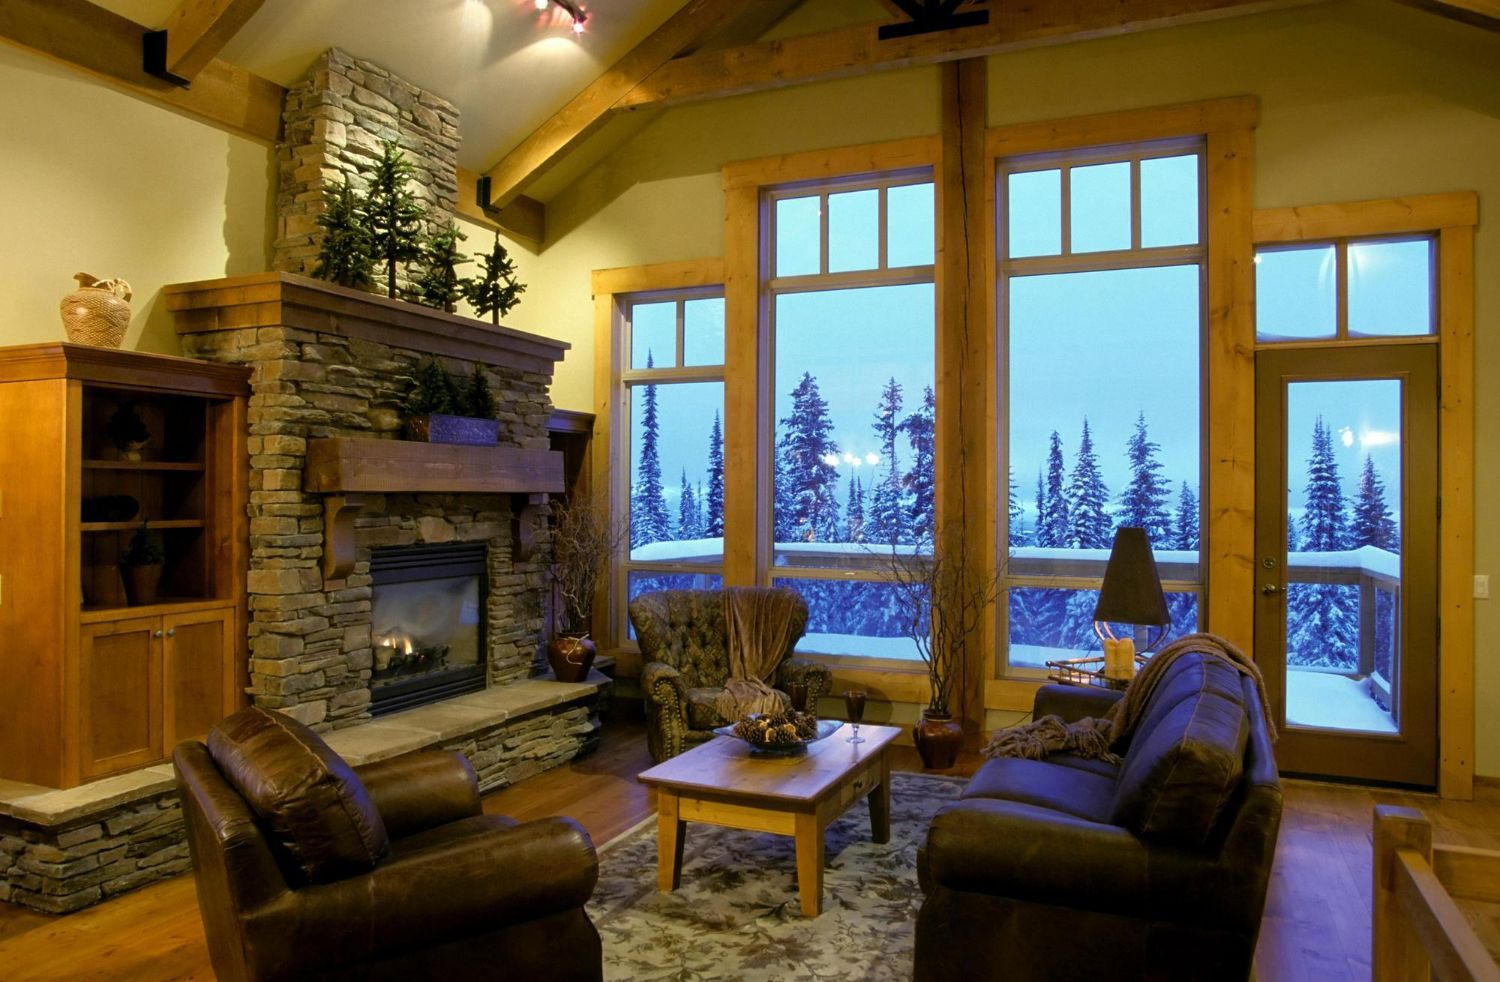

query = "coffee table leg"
[657,792,685,892]
[794,812,824,917]
[870,752,891,844]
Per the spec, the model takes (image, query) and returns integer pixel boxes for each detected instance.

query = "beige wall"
[526,0,1500,775]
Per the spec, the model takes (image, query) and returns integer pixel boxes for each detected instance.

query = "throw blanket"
[983,632,1276,763]
[714,588,802,723]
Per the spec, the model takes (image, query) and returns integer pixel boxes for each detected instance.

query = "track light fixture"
[533,0,588,33]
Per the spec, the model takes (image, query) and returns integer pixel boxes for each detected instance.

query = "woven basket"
[60,273,132,348]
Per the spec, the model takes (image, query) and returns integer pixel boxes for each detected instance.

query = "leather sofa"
[915,651,1283,981]
[174,706,602,981]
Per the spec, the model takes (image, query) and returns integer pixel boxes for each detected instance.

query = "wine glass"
[843,689,867,744]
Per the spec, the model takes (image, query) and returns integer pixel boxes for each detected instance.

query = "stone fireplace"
[369,543,488,715]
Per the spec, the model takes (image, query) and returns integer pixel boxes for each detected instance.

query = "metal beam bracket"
[142,29,191,86]
[878,1,989,40]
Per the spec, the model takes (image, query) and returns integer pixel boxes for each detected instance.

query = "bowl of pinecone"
[715,710,842,755]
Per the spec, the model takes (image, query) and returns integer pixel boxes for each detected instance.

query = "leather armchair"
[629,588,830,762]
[174,707,602,981]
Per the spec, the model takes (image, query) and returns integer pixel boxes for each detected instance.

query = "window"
[765,172,937,662]
[999,141,1206,675]
[1255,236,1435,342]
[622,291,725,630]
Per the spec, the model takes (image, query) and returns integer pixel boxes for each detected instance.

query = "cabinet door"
[79,617,163,779]
[163,607,236,747]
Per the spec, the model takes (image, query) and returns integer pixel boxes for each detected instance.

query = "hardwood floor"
[1,716,1496,980]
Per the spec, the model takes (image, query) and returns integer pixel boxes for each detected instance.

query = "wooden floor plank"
[0,716,1496,980]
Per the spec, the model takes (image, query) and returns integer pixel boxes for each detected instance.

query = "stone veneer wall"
[274,47,460,287]
[179,324,555,728]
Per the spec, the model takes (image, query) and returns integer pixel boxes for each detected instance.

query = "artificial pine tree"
[900,385,936,542]
[1065,418,1111,549]
[1118,412,1173,545]
[1173,482,1200,550]
[365,141,427,298]
[408,222,468,313]
[458,364,496,419]
[846,475,866,542]
[1038,431,1070,548]
[867,377,908,545]
[677,470,701,539]
[1350,454,1398,551]
[463,234,527,325]
[403,357,459,416]
[313,179,376,289]
[630,352,670,548]
[704,411,725,537]
[776,371,841,542]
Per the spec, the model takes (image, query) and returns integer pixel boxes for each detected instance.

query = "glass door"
[1253,344,1437,786]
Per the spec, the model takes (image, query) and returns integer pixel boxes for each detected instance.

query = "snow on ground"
[1286,671,1396,733]
[797,633,921,661]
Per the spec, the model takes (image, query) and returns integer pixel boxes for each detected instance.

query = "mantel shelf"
[303,438,564,580]
[303,437,564,495]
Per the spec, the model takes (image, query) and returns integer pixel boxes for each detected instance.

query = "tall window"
[765,172,937,662]
[623,290,726,626]
[999,140,1206,675]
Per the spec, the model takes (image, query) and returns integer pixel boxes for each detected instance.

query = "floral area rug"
[589,771,964,981]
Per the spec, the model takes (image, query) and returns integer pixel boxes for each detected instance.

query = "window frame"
[996,137,1210,679]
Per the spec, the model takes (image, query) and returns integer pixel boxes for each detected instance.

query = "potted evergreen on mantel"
[402,359,501,445]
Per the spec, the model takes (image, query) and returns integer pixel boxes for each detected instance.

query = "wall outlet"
[1476,574,1491,600]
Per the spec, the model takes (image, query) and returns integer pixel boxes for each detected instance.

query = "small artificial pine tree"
[458,364,497,420]
[408,222,468,313]
[404,357,459,417]
[463,235,527,325]
[365,141,427,299]
[312,179,375,289]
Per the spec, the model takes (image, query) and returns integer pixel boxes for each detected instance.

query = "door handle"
[1261,583,1282,596]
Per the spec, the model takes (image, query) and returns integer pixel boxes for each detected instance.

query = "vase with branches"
[885,528,1001,768]
[546,495,625,682]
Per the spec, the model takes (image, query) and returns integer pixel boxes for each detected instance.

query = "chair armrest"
[642,660,687,704]
[776,657,832,692]
[354,751,481,839]
[1033,683,1123,723]
[923,798,1256,930]
[260,816,598,975]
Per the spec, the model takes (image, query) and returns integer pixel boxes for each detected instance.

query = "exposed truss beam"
[0,0,283,141]
[456,167,546,246]
[145,0,268,84]
[1396,0,1500,29]
[619,0,1324,110]
[477,0,797,212]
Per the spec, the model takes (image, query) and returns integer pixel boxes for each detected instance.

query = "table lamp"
[1093,527,1172,680]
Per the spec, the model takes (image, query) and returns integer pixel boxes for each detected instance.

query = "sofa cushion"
[208,706,390,884]
[1044,752,1123,780]
[1110,654,1249,847]
[962,757,1116,823]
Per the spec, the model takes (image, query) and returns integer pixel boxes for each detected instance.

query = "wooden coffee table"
[638,722,899,917]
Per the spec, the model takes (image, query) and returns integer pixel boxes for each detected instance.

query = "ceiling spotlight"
[534,0,548,9]
[552,0,587,33]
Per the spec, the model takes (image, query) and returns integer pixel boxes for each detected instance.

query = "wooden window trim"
[1251,193,1479,800]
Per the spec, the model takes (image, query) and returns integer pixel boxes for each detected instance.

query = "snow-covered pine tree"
[1059,591,1102,650]
[1066,418,1111,549]
[775,372,842,542]
[677,470,700,540]
[1038,431,1070,548]
[1350,454,1398,552]
[846,475,866,542]
[1118,412,1173,546]
[1173,482,1200,550]
[1007,469,1025,547]
[705,411,725,538]
[900,385,936,541]
[867,378,908,545]
[630,352,670,549]
[1287,415,1358,667]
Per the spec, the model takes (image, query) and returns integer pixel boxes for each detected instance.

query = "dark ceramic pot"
[404,413,500,446]
[913,710,963,770]
[120,563,163,607]
[547,632,596,683]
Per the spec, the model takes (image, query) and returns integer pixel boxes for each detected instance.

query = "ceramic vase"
[547,632,596,683]
[913,710,963,770]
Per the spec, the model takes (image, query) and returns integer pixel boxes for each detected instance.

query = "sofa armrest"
[354,751,481,840]
[1033,683,1123,723]
[923,798,1256,930]
[642,660,687,705]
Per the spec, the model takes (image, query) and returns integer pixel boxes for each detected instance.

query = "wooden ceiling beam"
[476,0,768,211]
[0,0,283,142]
[1396,0,1500,30]
[456,167,546,246]
[618,0,1326,110]
[146,0,269,84]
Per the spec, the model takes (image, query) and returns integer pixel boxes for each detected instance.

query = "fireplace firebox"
[369,543,488,716]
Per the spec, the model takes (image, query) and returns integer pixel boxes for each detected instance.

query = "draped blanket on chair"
[714,587,803,723]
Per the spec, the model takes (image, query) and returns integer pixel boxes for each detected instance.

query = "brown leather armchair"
[173,706,602,981]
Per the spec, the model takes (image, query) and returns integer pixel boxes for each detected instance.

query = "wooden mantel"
[305,437,565,579]
[165,271,570,374]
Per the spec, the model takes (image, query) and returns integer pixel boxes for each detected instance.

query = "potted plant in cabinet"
[546,495,623,683]
[119,520,166,607]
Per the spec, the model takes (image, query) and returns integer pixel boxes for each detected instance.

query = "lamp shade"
[1093,527,1171,628]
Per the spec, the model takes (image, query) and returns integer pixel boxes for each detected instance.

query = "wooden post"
[1359,572,1377,677]
[1373,804,1432,982]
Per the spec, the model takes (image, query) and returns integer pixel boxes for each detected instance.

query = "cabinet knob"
[166,629,176,638]
[153,630,164,638]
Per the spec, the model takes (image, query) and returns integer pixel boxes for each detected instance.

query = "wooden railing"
[1373,805,1500,981]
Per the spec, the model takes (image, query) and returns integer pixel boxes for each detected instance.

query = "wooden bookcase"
[0,344,249,788]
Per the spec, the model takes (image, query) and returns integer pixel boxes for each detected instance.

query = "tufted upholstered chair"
[628,588,831,762]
